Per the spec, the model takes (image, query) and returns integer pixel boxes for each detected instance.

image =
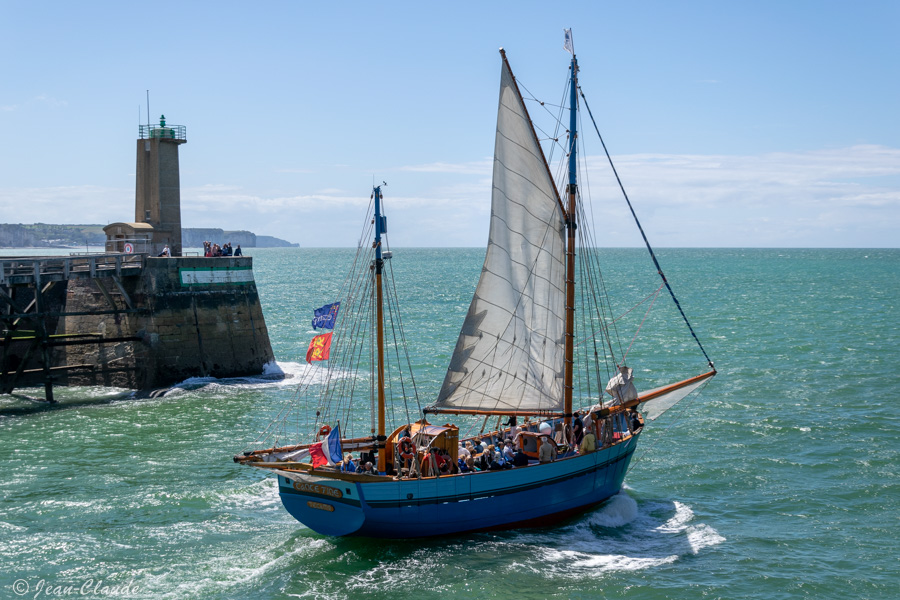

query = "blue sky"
[1,1,898,247]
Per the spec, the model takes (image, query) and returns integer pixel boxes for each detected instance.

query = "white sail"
[432,57,567,414]
[640,376,712,421]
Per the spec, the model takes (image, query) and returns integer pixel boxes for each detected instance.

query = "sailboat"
[235,37,716,539]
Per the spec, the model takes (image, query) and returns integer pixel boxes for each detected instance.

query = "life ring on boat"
[398,436,415,460]
[318,425,331,438]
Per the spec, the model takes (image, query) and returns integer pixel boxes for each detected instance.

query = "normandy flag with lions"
[306,332,333,363]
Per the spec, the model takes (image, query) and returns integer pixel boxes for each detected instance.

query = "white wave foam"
[522,492,725,576]
[138,534,331,600]
[655,500,694,532]
[548,548,679,571]
[173,376,218,388]
[209,477,281,512]
[585,492,639,528]
[168,360,352,393]
[686,523,727,554]
[262,360,286,377]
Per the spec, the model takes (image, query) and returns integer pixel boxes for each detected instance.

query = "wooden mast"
[563,53,578,427]
[373,186,387,473]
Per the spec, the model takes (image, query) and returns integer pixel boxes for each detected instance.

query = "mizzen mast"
[373,185,387,472]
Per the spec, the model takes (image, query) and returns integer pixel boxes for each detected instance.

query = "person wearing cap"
[579,427,597,454]
[538,436,555,463]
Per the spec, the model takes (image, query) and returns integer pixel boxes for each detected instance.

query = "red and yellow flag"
[306,332,333,363]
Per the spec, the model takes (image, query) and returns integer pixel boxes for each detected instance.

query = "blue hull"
[275,433,639,539]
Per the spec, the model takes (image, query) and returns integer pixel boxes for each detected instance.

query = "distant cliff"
[256,235,299,248]
[0,223,106,248]
[0,224,297,248]
[181,229,297,248]
[0,224,38,247]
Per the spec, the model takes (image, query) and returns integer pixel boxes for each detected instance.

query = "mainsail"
[432,56,567,415]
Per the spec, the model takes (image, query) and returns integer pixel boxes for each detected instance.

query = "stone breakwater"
[61,256,274,390]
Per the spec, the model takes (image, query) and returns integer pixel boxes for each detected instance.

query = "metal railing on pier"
[0,253,147,286]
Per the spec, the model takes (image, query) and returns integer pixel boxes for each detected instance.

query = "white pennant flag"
[564,28,574,54]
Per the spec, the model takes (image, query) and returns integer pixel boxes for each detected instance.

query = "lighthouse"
[104,114,187,256]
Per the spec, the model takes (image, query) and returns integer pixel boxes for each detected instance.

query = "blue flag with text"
[312,302,340,330]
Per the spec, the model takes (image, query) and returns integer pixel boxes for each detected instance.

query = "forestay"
[432,57,567,415]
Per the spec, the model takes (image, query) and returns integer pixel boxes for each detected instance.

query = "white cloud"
[34,94,67,108]
[2,146,898,247]
[398,160,492,175]
[579,145,900,246]
[0,186,129,225]
[275,167,314,174]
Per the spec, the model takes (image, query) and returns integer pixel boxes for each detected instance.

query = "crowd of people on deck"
[339,456,377,474]
[338,408,643,478]
[202,241,242,257]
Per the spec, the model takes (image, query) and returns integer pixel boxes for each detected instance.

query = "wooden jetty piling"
[0,253,146,402]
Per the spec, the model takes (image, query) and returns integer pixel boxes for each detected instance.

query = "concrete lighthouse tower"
[104,115,187,256]
[134,115,186,256]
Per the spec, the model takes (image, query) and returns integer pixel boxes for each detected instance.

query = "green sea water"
[1,247,897,599]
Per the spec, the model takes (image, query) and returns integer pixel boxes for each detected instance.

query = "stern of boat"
[275,471,365,537]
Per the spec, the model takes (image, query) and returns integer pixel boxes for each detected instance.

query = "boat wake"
[510,490,724,574]
[175,486,724,598]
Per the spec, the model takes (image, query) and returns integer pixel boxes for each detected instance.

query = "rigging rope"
[579,88,715,370]
[570,99,625,382]
[622,285,661,364]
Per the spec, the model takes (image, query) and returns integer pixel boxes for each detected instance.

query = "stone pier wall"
[61,256,274,390]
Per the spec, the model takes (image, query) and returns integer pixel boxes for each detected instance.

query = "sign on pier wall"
[179,267,255,286]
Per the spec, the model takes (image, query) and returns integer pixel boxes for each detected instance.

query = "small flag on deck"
[309,424,342,468]
[312,302,341,330]
[306,332,333,363]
